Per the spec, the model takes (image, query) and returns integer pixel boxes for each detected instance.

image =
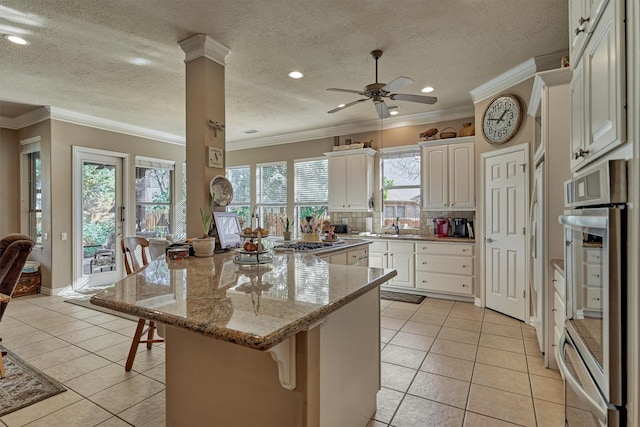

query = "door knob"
[484,238,494,243]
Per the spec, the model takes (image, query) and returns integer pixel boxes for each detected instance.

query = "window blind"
[256,162,287,204]
[294,158,328,204]
[226,166,250,204]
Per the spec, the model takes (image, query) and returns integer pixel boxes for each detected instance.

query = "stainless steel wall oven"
[558,160,627,426]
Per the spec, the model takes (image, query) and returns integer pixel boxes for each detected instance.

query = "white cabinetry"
[388,242,414,288]
[319,245,369,267]
[415,242,474,296]
[325,149,375,212]
[569,0,610,64]
[370,240,414,289]
[569,0,625,171]
[419,137,475,210]
[550,262,566,370]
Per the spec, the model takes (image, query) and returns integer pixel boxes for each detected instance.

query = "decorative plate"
[210,175,234,206]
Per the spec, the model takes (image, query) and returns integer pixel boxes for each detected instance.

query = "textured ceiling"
[0,0,569,145]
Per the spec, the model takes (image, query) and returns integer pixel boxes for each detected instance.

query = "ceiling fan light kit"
[327,50,437,119]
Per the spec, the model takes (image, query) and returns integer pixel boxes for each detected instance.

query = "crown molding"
[49,107,185,145]
[470,50,568,104]
[179,34,230,66]
[226,105,475,151]
[0,106,50,129]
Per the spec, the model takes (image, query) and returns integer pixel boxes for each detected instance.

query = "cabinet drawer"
[416,254,473,276]
[370,241,388,252]
[415,272,473,295]
[552,266,566,300]
[585,248,602,264]
[415,242,473,256]
[585,287,603,310]
[388,241,415,253]
[553,291,566,334]
[584,263,602,286]
[347,248,368,265]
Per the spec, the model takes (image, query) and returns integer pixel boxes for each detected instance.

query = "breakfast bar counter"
[91,251,396,427]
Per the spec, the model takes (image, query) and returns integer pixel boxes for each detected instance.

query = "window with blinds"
[226,166,250,227]
[381,148,421,229]
[294,158,328,234]
[256,162,287,234]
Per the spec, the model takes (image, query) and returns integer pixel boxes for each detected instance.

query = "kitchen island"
[91,249,395,427]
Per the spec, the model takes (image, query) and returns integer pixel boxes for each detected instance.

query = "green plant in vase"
[280,216,292,241]
[193,207,215,257]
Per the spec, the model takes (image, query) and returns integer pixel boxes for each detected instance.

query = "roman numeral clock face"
[482,94,523,145]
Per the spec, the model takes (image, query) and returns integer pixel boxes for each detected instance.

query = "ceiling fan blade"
[374,100,390,119]
[327,98,368,114]
[382,76,413,93]
[390,93,438,104]
[327,88,366,95]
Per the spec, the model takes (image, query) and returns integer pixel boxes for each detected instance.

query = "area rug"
[0,346,67,416]
[381,291,426,304]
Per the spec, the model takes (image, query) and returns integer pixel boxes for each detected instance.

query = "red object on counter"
[433,218,450,237]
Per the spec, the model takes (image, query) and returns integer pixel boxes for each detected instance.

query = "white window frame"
[20,136,42,246]
[134,156,175,238]
[256,161,287,235]
[294,157,329,237]
[226,165,251,227]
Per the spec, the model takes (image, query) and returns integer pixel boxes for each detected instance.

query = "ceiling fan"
[327,50,437,119]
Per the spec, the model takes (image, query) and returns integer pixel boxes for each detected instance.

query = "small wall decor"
[208,119,225,138]
[207,146,223,168]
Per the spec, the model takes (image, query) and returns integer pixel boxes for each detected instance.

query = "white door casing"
[529,161,545,351]
[482,143,528,321]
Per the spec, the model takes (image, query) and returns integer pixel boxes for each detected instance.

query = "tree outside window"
[381,149,421,228]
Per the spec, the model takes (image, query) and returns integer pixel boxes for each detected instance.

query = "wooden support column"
[179,34,230,238]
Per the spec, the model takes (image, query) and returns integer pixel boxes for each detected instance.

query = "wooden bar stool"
[121,237,164,372]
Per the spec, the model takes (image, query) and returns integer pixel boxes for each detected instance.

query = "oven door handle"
[556,332,608,424]
[559,214,607,229]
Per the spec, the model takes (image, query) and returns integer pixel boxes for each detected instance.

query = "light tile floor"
[0,294,564,427]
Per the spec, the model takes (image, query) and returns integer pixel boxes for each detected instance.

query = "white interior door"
[73,149,125,288]
[483,145,528,321]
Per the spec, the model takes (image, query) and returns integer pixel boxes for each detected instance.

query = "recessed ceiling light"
[288,71,304,79]
[242,129,259,134]
[4,34,30,45]
[390,110,399,116]
[421,86,434,93]
[129,57,151,66]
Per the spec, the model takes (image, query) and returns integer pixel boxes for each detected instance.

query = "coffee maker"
[433,218,450,237]
[452,218,468,237]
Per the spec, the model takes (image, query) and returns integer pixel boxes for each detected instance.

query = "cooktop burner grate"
[273,242,335,252]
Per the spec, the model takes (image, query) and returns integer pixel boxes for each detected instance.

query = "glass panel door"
[76,151,123,288]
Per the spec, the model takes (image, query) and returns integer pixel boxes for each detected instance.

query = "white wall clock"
[207,146,223,168]
[481,94,523,145]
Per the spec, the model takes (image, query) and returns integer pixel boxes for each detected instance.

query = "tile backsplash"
[330,211,475,235]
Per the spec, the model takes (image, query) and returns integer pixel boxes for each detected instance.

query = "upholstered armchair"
[0,233,35,378]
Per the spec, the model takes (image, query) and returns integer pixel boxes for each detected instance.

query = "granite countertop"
[90,251,396,351]
[340,233,475,244]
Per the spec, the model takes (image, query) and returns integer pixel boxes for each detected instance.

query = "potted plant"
[280,216,292,241]
[192,208,216,257]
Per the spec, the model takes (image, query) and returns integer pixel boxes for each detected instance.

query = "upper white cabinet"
[325,148,375,212]
[569,0,610,64]
[569,0,625,171]
[419,137,475,210]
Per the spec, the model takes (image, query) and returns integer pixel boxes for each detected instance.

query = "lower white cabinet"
[415,242,474,296]
[370,240,414,288]
[550,264,566,370]
[388,242,415,288]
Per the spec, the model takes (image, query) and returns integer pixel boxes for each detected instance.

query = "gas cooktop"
[273,241,342,252]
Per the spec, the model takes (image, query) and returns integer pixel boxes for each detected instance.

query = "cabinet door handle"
[578,16,590,26]
[422,261,427,265]
[451,203,455,206]
[462,249,468,252]
[422,280,427,283]
[462,265,468,268]
[552,279,557,283]
[484,238,494,243]
[573,148,590,159]
[462,284,468,287]
[552,308,557,312]
[575,26,585,36]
